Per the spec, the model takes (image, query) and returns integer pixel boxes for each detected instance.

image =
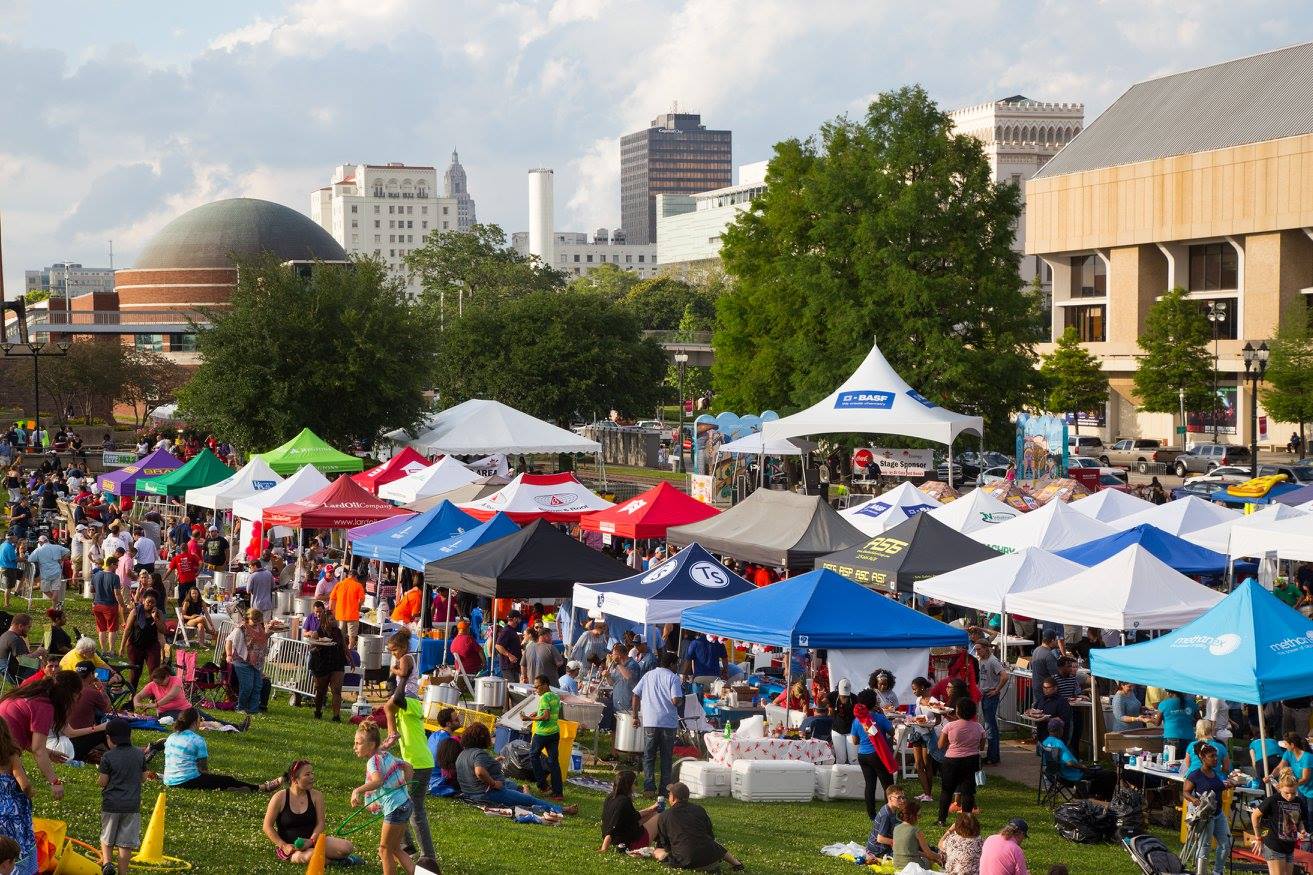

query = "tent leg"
[784,647,792,731]
[441,592,453,666]
[947,443,955,490]
[1091,675,1099,763]
[1259,705,1273,793]
[1000,611,1008,667]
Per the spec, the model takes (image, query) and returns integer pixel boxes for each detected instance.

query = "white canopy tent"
[717,432,817,456]
[386,399,601,456]
[914,546,1086,614]
[839,481,942,536]
[967,497,1115,554]
[185,457,283,511]
[1110,495,1239,536]
[1066,489,1155,524]
[926,488,1021,534]
[378,455,481,504]
[760,340,983,485]
[1225,512,1313,561]
[1185,503,1307,555]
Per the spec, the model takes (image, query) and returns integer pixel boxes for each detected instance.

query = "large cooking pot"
[424,683,461,720]
[358,634,385,671]
[474,676,506,709]
[614,711,644,753]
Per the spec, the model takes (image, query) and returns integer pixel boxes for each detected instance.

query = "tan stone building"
[1026,42,1313,447]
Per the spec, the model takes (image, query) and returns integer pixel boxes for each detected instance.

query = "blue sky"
[1,0,1310,293]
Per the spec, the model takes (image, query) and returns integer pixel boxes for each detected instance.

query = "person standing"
[27,536,70,612]
[98,718,146,875]
[527,674,566,802]
[307,609,347,722]
[130,526,158,577]
[607,643,640,716]
[246,560,275,616]
[1251,773,1307,875]
[91,557,125,653]
[392,697,438,873]
[975,641,1009,765]
[683,633,727,690]
[0,534,19,610]
[120,591,166,692]
[1029,630,1060,688]
[226,609,269,716]
[493,612,523,680]
[1184,742,1240,875]
[328,571,365,653]
[201,525,229,571]
[937,699,986,827]
[521,627,563,687]
[632,653,685,795]
[850,704,898,821]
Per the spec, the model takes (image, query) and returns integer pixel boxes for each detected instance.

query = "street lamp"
[1206,301,1228,442]
[674,351,689,474]
[1242,341,1270,476]
[0,299,70,446]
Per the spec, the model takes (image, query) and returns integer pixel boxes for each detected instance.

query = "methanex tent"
[573,543,755,626]
[388,398,601,455]
[1184,503,1307,554]
[1109,495,1239,536]
[815,512,1000,593]
[1067,489,1155,523]
[379,456,481,504]
[459,472,614,523]
[579,481,720,540]
[925,488,1022,534]
[351,446,432,495]
[761,340,983,447]
[400,511,519,570]
[99,447,182,497]
[137,448,234,497]
[347,500,479,568]
[263,475,408,529]
[839,482,942,536]
[1055,523,1234,576]
[185,457,283,511]
[256,428,365,475]
[967,497,1115,554]
[913,547,1087,614]
[1090,579,1313,704]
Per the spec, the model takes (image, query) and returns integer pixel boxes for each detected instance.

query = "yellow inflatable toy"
[1225,473,1287,498]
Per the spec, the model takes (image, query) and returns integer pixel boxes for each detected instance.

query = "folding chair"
[340,650,364,704]
[1037,744,1085,806]
[173,608,193,649]
[174,649,225,704]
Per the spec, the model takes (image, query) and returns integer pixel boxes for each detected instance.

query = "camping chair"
[341,650,364,704]
[1038,745,1086,806]
[174,649,225,704]
[172,608,193,649]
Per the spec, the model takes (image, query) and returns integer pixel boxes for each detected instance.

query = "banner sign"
[465,454,509,478]
[1015,413,1067,480]
[835,391,894,410]
[1187,386,1238,436]
[102,451,139,468]
[690,474,714,505]
[866,447,933,478]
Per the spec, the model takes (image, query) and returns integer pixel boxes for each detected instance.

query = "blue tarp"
[401,512,519,569]
[349,500,479,569]
[574,543,756,626]
[1055,523,1232,575]
[1090,579,1313,705]
[680,568,969,650]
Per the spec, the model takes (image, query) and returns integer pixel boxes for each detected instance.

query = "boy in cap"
[560,660,582,695]
[98,718,146,875]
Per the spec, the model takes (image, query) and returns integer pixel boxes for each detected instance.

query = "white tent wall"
[828,648,928,703]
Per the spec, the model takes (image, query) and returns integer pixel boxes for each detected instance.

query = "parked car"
[1068,435,1105,458]
[1067,456,1128,479]
[1097,473,1133,493]
[635,420,664,432]
[1174,443,1250,476]
[935,451,1013,483]
[1184,465,1253,486]
[978,465,1011,486]
[1102,438,1184,473]
[1257,464,1313,484]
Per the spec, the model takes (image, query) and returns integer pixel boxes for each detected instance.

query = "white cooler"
[730,759,814,802]
[814,764,872,802]
[678,760,731,798]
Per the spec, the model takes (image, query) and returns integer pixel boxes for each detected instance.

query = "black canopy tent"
[815,512,1001,593]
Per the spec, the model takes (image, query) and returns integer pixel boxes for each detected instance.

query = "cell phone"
[656,797,667,812]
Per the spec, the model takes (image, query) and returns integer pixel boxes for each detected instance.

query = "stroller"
[1124,834,1185,874]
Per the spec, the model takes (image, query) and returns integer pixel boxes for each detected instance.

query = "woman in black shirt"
[599,769,660,852]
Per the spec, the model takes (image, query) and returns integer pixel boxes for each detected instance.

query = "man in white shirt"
[632,652,686,795]
[132,526,159,575]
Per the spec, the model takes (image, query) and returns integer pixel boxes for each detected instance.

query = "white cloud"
[564,136,620,230]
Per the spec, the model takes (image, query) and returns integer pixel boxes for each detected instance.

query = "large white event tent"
[717,432,817,456]
[1067,488,1155,523]
[761,340,983,485]
[379,455,481,504]
[184,457,283,511]
[231,464,330,554]
[840,481,942,536]
[1224,512,1313,561]
[1185,503,1307,555]
[926,488,1021,534]
[386,398,601,456]
[1110,494,1239,536]
[967,497,1114,554]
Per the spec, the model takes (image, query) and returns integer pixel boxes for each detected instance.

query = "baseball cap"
[74,660,97,678]
[105,718,132,745]
[566,660,582,671]
[838,678,852,695]
[207,525,219,532]
[75,524,86,532]
[1007,817,1029,837]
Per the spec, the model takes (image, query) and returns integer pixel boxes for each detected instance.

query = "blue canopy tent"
[1055,523,1241,576]
[1091,579,1313,780]
[347,499,480,568]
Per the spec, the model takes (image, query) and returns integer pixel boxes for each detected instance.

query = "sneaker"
[102,864,117,875]
[561,804,579,815]
[341,853,366,866]
[916,794,934,803]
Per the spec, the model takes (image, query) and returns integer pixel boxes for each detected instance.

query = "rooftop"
[132,198,348,269]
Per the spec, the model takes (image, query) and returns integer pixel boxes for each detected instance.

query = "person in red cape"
[850,703,899,820]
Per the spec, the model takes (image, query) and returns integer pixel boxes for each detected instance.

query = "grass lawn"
[30,596,1159,874]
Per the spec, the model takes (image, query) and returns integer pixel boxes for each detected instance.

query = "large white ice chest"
[678,760,732,798]
[729,759,814,802]
[814,763,873,801]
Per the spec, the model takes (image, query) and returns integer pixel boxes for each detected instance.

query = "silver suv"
[1174,443,1251,476]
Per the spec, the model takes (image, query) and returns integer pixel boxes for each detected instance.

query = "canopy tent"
[1003,544,1225,631]
[351,446,432,495]
[344,512,415,542]
[580,481,720,540]
[256,428,365,475]
[185,457,283,511]
[913,546,1087,614]
[1224,513,1313,561]
[379,456,481,504]
[839,482,942,537]
[761,341,983,449]
[347,500,479,569]
[815,512,1000,593]
[387,398,601,455]
[263,475,409,529]
[665,488,865,570]
[572,543,755,626]
[682,568,969,650]
[137,448,233,498]
[717,433,817,456]
[459,472,614,523]
[405,478,507,512]
[1110,494,1239,536]
[967,497,1115,554]
[99,447,182,497]
[1090,579,1313,705]
[925,487,1022,534]
[232,464,330,522]
[1272,483,1313,507]
[1055,523,1235,576]
[400,511,519,571]
[1066,488,1155,523]
[423,518,629,599]
[1184,503,1307,554]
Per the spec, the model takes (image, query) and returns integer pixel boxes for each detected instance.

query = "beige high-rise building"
[1026,42,1313,447]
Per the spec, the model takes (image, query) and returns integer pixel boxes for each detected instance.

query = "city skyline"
[1,0,1310,294]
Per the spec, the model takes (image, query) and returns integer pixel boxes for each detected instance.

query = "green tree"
[622,275,719,331]
[119,347,188,428]
[23,289,50,304]
[713,85,1039,449]
[434,289,667,424]
[1039,327,1109,434]
[1262,303,1313,458]
[1132,287,1214,420]
[178,256,438,452]
[37,339,125,424]
[567,263,640,301]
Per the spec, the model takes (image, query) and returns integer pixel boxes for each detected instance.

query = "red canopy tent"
[351,446,433,495]
[263,475,410,529]
[579,480,720,540]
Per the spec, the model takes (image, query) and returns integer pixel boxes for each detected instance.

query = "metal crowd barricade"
[998,668,1036,735]
[212,617,237,666]
[264,634,317,700]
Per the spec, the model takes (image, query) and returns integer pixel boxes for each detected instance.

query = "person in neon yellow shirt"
[527,674,565,801]
[59,636,110,673]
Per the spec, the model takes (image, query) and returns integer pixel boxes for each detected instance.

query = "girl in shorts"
[351,720,415,875]
[907,676,939,802]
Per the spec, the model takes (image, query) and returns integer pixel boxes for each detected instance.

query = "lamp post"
[674,351,689,474]
[1242,341,1270,476]
[1207,301,1228,442]
[1178,387,1186,447]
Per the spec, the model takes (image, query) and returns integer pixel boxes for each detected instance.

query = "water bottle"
[723,721,733,739]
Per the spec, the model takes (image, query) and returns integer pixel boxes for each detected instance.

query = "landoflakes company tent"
[815,512,1000,593]
[1110,495,1239,537]
[839,481,943,537]
[925,487,1022,534]
[137,448,234,498]
[257,428,365,475]
[1066,488,1155,524]
[185,457,283,511]
[388,398,601,456]
[263,474,407,530]
[459,472,614,523]
[351,446,432,495]
[380,456,482,504]
[967,496,1115,554]
[580,481,720,540]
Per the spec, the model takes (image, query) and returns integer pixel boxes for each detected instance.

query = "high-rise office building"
[620,112,731,245]
[444,150,477,231]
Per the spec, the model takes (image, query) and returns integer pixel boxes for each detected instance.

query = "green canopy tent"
[137,448,235,497]
[256,428,365,476]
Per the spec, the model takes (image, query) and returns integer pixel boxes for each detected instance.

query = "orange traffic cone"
[304,834,328,875]
[134,792,169,865]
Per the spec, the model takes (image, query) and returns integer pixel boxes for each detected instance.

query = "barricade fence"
[264,634,317,699]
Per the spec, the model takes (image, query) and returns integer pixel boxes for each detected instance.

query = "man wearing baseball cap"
[202,525,229,571]
[560,660,582,695]
[29,533,71,611]
[979,818,1028,875]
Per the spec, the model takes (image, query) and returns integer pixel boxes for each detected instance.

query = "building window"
[350,205,357,213]
[1063,305,1106,342]
[638,255,645,263]
[374,206,380,214]
[442,222,448,229]
[1011,173,1022,187]
[350,220,358,228]
[1189,243,1238,291]
[1070,254,1106,297]
[625,255,632,263]
[170,333,197,352]
[407,221,413,228]
[374,220,380,228]
[134,334,165,352]
[374,235,380,243]
[586,254,593,263]
[1195,300,1238,340]
[421,207,427,215]
[422,222,427,230]
[574,255,580,263]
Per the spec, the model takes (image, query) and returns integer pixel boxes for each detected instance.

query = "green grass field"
[26,596,1163,874]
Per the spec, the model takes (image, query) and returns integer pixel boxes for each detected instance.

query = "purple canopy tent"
[99,447,182,497]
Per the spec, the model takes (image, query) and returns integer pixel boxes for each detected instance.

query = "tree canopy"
[713,85,1040,448]
[177,256,438,452]
[1039,327,1109,434]
[1132,287,1214,415]
[1262,303,1313,455]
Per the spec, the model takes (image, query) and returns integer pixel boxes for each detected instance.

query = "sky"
[1,0,1310,294]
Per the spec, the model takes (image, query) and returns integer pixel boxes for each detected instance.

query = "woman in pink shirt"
[979,819,1029,875]
[134,665,249,731]
[936,698,986,826]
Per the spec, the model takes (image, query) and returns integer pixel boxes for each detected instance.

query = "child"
[351,720,415,875]
[0,836,19,875]
[382,630,417,748]
[98,718,146,875]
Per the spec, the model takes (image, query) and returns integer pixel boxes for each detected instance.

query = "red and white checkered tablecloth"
[703,733,835,766]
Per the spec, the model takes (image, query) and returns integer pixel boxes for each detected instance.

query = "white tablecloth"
[703,733,835,766]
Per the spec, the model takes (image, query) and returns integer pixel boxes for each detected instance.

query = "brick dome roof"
[133,198,347,269]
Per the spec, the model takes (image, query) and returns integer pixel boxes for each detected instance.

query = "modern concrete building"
[655,161,767,271]
[1025,42,1313,446]
[24,262,115,300]
[949,96,1085,296]
[620,111,732,245]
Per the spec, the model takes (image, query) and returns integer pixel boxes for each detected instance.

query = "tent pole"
[1259,704,1273,793]
[947,441,955,491]
[1000,610,1008,667]
[441,590,453,665]
[1091,671,1099,763]
[784,646,792,731]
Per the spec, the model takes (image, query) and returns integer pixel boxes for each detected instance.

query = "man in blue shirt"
[683,633,727,704]
[0,532,19,609]
[864,785,905,861]
[632,652,686,794]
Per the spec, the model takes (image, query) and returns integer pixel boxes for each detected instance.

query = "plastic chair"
[172,608,193,649]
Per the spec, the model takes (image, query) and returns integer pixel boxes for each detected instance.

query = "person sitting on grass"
[652,781,743,870]
[41,609,72,658]
[599,769,660,853]
[939,811,985,874]
[863,784,905,861]
[0,835,20,875]
[350,720,415,875]
[891,797,943,870]
[133,666,249,732]
[262,759,357,865]
[154,708,278,792]
[454,722,577,815]
[425,708,461,797]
